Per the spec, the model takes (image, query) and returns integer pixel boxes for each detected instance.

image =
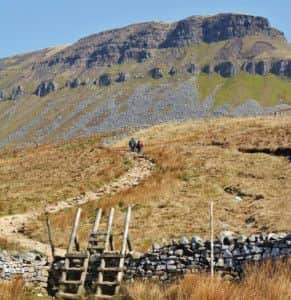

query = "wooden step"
[59,280,82,285]
[100,253,124,258]
[94,295,115,299]
[61,267,85,272]
[56,291,83,299]
[65,252,88,259]
[97,267,125,272]
[97,281,119,286]
[88,245,105,250]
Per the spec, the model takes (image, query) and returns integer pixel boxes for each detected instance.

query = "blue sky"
[1,0,290,58]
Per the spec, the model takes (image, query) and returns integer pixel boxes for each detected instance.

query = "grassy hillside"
[19,116,291,251]
[0,135,131,215]
[1,35,291,147]
[197,73,291,106]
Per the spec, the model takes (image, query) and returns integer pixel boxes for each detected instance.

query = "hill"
[0,116,286,252]
[0,14,291,147]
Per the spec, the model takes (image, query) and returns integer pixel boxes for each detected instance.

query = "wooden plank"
[45,213,55,259]
[67,208,82,253]
[105,208,115,251]
[92,208,103,234]
[210,201,214,278]
[121,206,131,255]
[115,206,131,295]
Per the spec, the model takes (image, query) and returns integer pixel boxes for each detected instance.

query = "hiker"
[128,137,137,155]
[136,140,144,155]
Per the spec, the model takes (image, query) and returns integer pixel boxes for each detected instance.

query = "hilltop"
[1,13,291,147]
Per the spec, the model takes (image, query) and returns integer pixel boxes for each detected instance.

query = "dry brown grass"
[31,116,291,251]
[0,136,130,215]
[126,259,291,300]
[0,277,25,300]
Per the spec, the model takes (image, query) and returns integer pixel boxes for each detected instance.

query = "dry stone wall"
[0,232,290,289]
[0,251,49,288]
[125,232,291,281]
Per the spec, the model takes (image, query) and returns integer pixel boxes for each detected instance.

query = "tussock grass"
[0,277,25,300]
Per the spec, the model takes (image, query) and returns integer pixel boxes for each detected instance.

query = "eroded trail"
[0,156,154,258]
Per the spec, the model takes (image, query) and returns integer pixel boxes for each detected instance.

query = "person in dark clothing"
[136,140,144,155]
[128,138,137,155]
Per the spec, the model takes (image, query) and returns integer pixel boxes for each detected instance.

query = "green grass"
[197,73,291,106]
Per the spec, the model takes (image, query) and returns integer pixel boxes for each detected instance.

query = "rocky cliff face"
[35,14,284,70]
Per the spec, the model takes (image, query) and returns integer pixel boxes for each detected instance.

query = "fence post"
[210,201,214,278]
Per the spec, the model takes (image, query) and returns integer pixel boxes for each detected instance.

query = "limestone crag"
[116,72,129,82]
[0,90,5,101]
[150,67,164,79]
[169,66,177,76]
[98,74,112,86]
[214,61,237,77]
[35,81,57,97]
[11,85,24,100]
[35,14,284,69]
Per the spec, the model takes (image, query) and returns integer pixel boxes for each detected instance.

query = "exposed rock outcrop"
[169,66,177,76]
[116,72,129,82]
[81,78,90,86]
[214,61,237,77]
[11,85,24,100]
[70,78,81,88]
[242,61,256,74]
[35,14,285,69]
[99,74,112,86]
[150,68,164,79]
[201,65,214,74]
[255,61,270,75]
[0,90,5,101]
[35,81,57,97]
[187,64,197,74]
[270,60,291,77]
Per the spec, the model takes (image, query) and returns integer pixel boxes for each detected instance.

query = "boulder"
[179,237,189,245]
[242,62,256,74]
[270,60,286,76]
[11,85,24,100]
[35,81,57,97]
[0,90,5,101]
[150,68,164,79]
[99,74,112,87]
[270,60,291,77]
[116,72,129,82]
[169,66,177,76]
[214,61,237,77]
[255,61,270,75]
[70,78,81,88]
[187,64,197,74]
[201,65,213,74]
[219,231,235,245]
[65,80,72,87]
[81,78,90,86]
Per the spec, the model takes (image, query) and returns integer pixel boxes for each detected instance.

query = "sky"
[1,0,291,58]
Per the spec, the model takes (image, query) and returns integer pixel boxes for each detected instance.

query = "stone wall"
[1,232,290,290]
[125,232,291,281]
[0,251,49,288]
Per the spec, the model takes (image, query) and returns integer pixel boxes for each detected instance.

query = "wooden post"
[92,208,102,234]
[105,208,114,251]
[67,208,82,253]
[121,206,131,255]
[210,201,214,278]
[46,213,55,259]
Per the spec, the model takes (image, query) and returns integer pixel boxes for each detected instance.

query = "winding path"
[0,156,154,258]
